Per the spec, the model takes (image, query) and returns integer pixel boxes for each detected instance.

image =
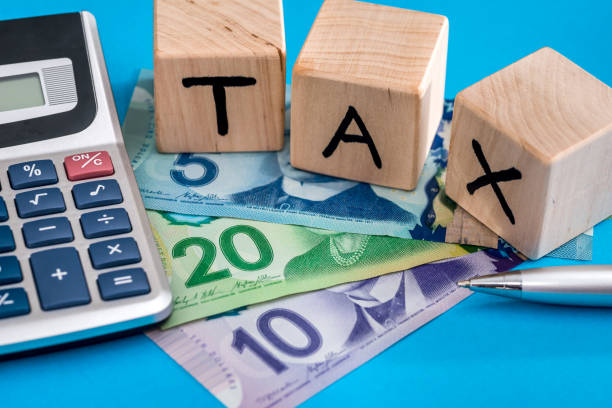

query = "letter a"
[322,106,382,169]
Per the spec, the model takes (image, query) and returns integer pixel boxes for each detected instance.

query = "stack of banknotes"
[123,70,593,407]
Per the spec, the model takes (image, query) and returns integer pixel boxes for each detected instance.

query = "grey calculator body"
[0,12,172,354]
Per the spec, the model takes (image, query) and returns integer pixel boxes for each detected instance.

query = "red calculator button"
[64,151,114,181]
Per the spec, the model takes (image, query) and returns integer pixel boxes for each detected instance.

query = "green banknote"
[147,210,472,329]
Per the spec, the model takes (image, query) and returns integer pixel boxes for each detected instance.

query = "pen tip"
[457,280,470,288]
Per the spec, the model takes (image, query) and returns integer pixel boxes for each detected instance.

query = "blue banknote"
[124,69,592,260]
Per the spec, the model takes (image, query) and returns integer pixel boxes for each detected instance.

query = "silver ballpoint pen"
[457,265,612,306]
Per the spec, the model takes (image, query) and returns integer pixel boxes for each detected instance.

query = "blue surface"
[2,0,612,406]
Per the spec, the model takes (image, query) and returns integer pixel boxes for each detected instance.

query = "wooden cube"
[290,0,449,190]
[154,0,286,152]
[446,47,612,259]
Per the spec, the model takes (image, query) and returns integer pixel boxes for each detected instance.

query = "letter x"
[466,139,522,225]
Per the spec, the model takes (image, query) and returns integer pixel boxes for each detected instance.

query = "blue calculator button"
[0,256,22,285]
[15,187,66,218]
[97,268,150,301]
[0,288,30,319]
[31,247,90,311]
[0,226,15,253]
[89,237,141,269]
[22,217,73,248]
[0,197,8,222]
[72,179,123,209]
[8,160,58,190]
[80,208,132,239]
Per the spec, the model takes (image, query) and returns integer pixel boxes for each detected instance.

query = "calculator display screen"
[0,73,45,113]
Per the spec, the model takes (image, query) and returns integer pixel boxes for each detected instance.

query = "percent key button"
[8,160,58,190]
[64,151,114,181]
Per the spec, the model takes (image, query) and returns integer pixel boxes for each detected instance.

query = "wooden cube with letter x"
[446,48,612,259]
[290,0,449,190]
[154,0,286,152]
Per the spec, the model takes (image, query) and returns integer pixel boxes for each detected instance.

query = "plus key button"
[64,151,114,181]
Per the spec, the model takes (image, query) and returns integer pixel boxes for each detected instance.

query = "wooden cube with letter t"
[290,0,449,190]
[154,0,286,152]
[446,48,612,259]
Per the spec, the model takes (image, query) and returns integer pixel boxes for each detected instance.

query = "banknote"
[148,249,523,408]
[148,210,471,329]
[124,69,592,260]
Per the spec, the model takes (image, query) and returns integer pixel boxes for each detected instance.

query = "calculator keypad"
[0,150,152,320]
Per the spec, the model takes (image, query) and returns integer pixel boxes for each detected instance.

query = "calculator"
[0,12,172,355]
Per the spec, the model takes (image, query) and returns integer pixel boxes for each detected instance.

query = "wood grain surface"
[290,0,448,190]
[446,47,612,259]
[154,0,286,152]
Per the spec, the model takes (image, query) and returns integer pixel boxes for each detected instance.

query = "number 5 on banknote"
[170,153,218,187]
[232,309,322,374]
[172,225,274,287]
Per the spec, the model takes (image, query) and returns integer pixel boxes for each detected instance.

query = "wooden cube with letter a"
[290,0,449,190]
[154,0,286,152]
[446,48,612,259]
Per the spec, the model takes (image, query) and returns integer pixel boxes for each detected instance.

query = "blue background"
[3,1,612,406]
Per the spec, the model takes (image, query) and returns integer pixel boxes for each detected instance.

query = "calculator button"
[72,179,123,209]
[89,237,141,269]
[97,268,150,301]
[0,256,22,285]
[80,208,131,239]
[22,217,73,248]
[0,288,30,319]
[0,197,8,221]
[0,226,15,253]
[31,247,90,311]
[64,151,114,181]
[8,160,58,190]
[15,188,66,218]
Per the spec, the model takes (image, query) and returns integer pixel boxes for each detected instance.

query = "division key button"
[0,288,30,319]
[31,247,90,311]
[80,208,131,239]
[8,160,58,190]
